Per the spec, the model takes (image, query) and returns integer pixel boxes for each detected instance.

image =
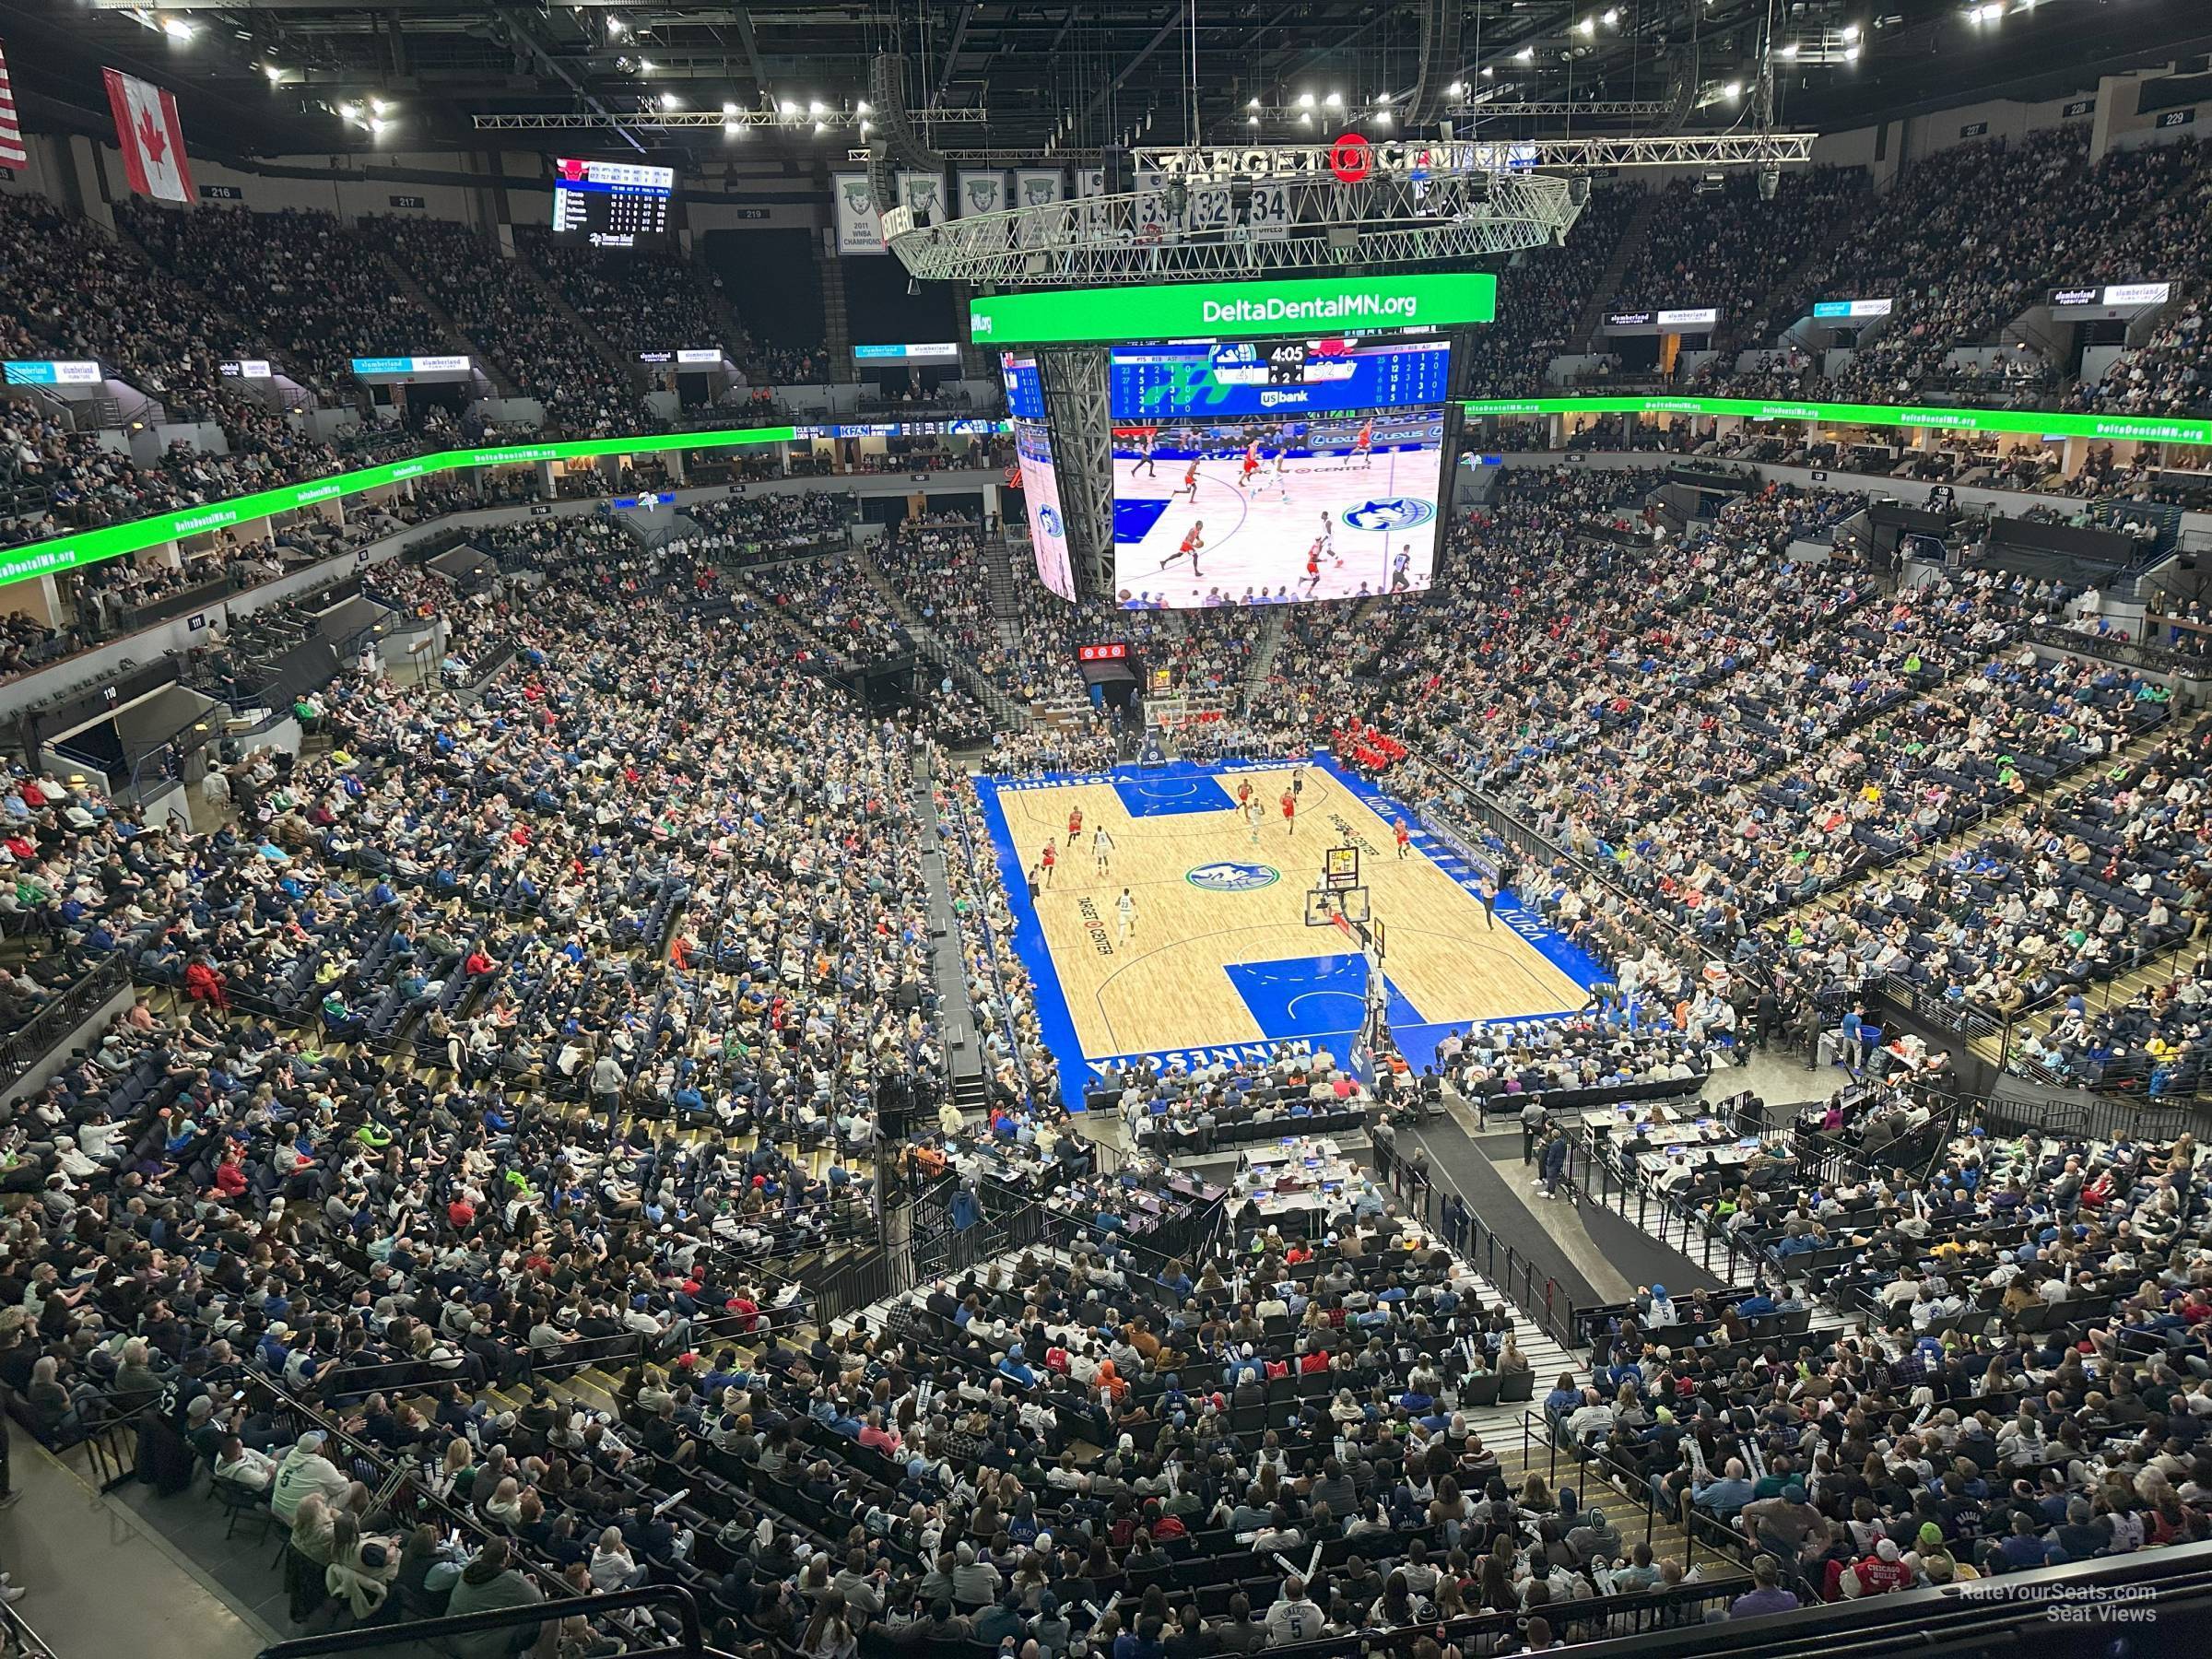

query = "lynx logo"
[1039,506,1062,538]
[1344,497,1435,532]
[1186,862,1280,892]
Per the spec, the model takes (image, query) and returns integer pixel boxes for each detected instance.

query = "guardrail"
[1370,1132,1581,1353]
[0,955,131,1096]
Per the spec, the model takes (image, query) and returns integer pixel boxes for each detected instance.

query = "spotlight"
[1841,23,1861,41]
[856,100,872,114]
[1844,43,1861,61]
[1481,66,1494,78]
[606,14,626,35]
[723,100,738,114]
[1602,7,1618,23]
[162,17,194,40]
[659,92,680,108]
[1577,16,1595,36]
[808,99,825,114]
[338,101,362,120]
[1723,80,1742,99]
[263,64,282,82]
[1248,114,1259,125]
[1298,92,1315,108]
[779,100,797,115]
[724,122,741,137]
[1446,80,1464,98]
[814,121,827,134]
[1247,97,1261,108]
[1515,46,1535,62]
[1299,110,1313,125]
[1779,42,1798,59]
[1324,91,1342,108]
[370,117,388,135]
[370,97,390,115]
[638,58,655,72]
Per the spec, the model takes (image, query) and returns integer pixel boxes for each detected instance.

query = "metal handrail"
[256,1583,709,1659]
[0,955,133,1093]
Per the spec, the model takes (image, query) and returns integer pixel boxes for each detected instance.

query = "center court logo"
[1343,497,1435,532]
[1039,506,1062,537]
[1186,861,1280,892]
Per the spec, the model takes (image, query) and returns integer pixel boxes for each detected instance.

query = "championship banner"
[1013,168,1062,248]
[831,171,886,255]
[956,169,1009,218]
[896,168,946,228]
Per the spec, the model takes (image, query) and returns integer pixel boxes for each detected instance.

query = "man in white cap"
[268,1428,349,1522]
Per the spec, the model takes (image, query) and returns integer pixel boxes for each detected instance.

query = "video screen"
[1000,351,1046,420]
[1111,408,1445,609]
[1015,420,1076,600]
[1109,337,1451,420]
[551,157,675,248]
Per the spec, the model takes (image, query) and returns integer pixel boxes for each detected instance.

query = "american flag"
[0,40,24,170]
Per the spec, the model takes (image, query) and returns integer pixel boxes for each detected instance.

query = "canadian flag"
[103,67,194,203]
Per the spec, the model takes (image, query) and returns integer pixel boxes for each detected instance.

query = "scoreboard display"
[1110,336,1451,419]
[550,158,675,248]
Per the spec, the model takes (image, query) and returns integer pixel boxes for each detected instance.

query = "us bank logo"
[1344,497,1435,532]
[1187,862,1280,892]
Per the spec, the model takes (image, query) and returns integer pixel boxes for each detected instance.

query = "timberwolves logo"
[1187,862,1280,893]
[1345,497,1436,533]
[1039,506,1062,538]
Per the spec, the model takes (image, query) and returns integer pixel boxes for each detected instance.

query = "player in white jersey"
[1131,432,1158,478]
[1266,446,1293,501]
[1319,511,1337,564]
[1092,824,1114,873]
[1115,887,1137,944]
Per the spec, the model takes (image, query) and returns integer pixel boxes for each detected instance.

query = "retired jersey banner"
[104,66,193,203]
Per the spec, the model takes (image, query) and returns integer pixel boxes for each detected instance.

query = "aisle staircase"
[848,547,1031,729]
[1574,189,1664,352]
[981,537,1025,621]
[1242,606,1288,700]
[373,252,519,397]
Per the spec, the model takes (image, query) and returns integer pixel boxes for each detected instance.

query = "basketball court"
[971,753,1604,1105]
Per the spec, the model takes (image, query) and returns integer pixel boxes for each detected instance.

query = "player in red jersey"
[1281,789,1296,834]
[1394,817,1411,858]
[1041,839,1058,887]
[1353,418,1374,466]
[1067,805,1084,843]
[1160,521,1205,577]
[1238,441,1262,489]
[1175,458,1201,502]
[1301,540,1324,597]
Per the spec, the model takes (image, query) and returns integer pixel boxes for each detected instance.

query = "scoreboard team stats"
[551,158,676,247]
[1108,337,1452,419]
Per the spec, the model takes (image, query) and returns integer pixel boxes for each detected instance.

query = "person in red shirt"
[1281,790,1296,834]
[1394,818,1411,859]
[1067,806,1084,842]
[1299,1346,1331,1374]
[1040,840,1057,888]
